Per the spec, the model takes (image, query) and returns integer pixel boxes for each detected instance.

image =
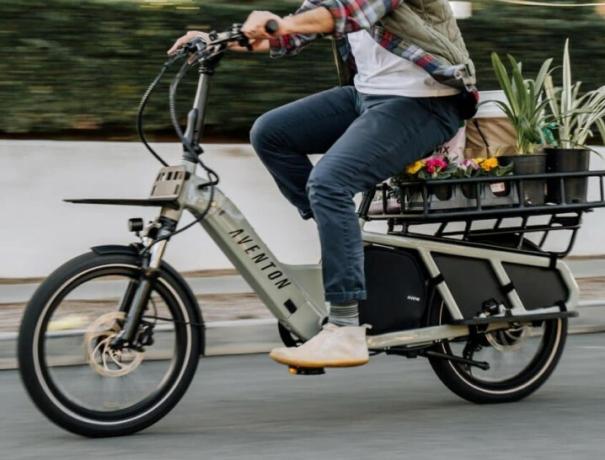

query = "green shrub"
[0,0,604,140]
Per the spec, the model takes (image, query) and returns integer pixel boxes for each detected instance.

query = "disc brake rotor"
[484,324,530,352]
[84,311,144,377]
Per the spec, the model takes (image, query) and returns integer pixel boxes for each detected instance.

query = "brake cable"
[136,52,186,166]
[139,42,227,256]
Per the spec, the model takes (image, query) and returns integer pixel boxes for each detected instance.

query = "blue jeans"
[250,86,461,304]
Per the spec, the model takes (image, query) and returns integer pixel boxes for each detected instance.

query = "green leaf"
[491,52,520,115]
[562,38,573,119]
[508,54,528,114]
[535,57,553,93]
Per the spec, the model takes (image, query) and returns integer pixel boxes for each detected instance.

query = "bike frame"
[81,49,580,351]
[150,160,579,346]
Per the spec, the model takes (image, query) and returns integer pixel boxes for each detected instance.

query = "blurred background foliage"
[1,0,604,140]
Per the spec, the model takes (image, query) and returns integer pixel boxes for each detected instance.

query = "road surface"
[2,333,605,460]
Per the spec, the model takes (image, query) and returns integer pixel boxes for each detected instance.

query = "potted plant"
[488,52,553,205]
[544,39,605,203]
[455,157,514,199]
[394,155,458,202]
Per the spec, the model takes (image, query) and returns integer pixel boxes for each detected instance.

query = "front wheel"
[18,251,202,437]
[428,299,567,404]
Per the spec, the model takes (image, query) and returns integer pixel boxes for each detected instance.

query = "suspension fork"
[117,281,139,314]
[111,214,178,348]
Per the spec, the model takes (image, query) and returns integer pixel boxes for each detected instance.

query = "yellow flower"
[480,157,499,172]
[406,160,425,175]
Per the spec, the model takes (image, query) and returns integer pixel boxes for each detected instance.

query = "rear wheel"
[18,251,201,437]
[427,298,567,404]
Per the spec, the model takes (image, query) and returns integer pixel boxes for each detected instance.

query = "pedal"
[288,366,325,376]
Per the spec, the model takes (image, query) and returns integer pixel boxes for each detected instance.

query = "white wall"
[1,140,604,278]
[0,141,321,278]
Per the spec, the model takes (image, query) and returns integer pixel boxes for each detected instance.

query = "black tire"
[18,251,202,437]
[427,297,567,404]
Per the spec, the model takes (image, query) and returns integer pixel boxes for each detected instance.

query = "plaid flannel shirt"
[269,0,475,90]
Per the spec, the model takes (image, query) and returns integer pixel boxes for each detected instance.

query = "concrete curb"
[0,262,604,303]
[1,302,604,371]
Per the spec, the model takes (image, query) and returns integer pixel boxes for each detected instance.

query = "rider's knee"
[306,166,346,205]
[249,112,274,154]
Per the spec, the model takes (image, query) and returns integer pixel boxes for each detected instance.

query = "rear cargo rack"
[358,170,605,257]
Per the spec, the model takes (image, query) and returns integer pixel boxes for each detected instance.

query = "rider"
[169,0,476,369]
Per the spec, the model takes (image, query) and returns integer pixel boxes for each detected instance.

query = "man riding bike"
[169,0,477,370]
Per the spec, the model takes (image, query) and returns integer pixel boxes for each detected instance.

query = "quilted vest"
[333,0,476,90]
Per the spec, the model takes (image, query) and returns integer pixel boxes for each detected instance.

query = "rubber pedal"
[288,366,325,376]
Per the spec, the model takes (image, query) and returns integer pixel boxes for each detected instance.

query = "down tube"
[188,187,326,340]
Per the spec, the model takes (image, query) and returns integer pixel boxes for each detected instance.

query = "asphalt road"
[2,334,605,460]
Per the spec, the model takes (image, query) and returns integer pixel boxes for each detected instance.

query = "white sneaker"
[269,323,369,368]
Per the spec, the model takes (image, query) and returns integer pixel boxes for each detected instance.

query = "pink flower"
[425,156,448,174]
[462,159,480,170]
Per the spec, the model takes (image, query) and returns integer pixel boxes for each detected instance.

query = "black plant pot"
[545,148,590,204]
[461,182,479,199]
[499,153,547,205]
[430,184,453,201]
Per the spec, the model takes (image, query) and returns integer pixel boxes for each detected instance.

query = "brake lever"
[239,37,253,52]
[231,23,252,51]
[184,36,207,55]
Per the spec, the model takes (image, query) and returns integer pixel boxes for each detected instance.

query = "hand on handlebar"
[167,31,211,56]
[242,10,285,40]
[228,38,270,53]
[167,29,269,56]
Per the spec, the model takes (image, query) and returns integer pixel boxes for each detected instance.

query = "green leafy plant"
[544,39,605,150]
[3,2,605,140]
[488,52,553,154]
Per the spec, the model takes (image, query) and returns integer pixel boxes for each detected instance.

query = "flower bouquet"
[386,154,517,213]
[455,157,513,198]
[395,155,458,201]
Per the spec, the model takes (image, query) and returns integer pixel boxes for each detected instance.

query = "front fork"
[111,211,179,349]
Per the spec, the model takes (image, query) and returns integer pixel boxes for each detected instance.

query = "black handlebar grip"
[265,19,279,35]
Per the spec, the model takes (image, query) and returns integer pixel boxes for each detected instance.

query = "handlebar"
[265,19,279,35]
[182,24,249,57]
[178,20,279,60]
[139,20,281,168]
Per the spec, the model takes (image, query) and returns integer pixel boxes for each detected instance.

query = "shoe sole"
[270,353,369,369]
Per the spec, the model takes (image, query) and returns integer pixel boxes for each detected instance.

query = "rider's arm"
[260,0,329,58]
[269,0,403,57]
[311,0,404,37]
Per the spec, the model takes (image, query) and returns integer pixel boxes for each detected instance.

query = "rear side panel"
[503,262,569,310]
[361,231,579,324]
[433,254,511,319]
[433,254,569,319]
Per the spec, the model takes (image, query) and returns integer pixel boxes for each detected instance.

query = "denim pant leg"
[249,86,358,219]
[307,94,462,304]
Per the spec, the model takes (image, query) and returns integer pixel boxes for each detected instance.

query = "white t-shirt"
[347,30,460,98]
